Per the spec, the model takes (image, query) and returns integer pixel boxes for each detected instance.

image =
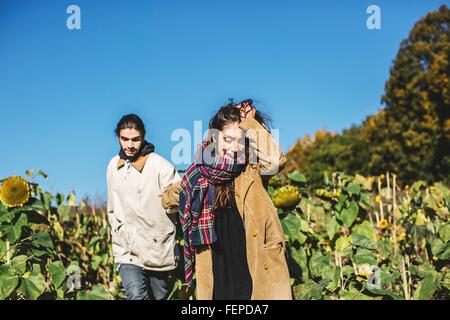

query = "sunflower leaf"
[76,285,112,300]
[338,201,359,227]
[48,261,67,289]
[18,264,45,300]
[0,264,19,299]
[11,255,28,275]
[32,232,54,250]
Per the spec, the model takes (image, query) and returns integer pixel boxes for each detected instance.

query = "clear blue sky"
[0,0,446,199]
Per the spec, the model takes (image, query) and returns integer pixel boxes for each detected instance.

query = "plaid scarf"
[178,141,246,287]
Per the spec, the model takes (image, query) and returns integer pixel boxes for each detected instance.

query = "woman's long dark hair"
[208,99,272,208]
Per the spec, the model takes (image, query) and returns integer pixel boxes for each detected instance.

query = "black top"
[211,196,253,300]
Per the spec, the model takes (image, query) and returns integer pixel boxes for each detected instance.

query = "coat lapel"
[117,154,150,173]
[235,166,255,222]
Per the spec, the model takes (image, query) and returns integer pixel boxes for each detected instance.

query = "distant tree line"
[283,5,450,188]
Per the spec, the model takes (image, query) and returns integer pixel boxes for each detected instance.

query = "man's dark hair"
[115,114,146,138]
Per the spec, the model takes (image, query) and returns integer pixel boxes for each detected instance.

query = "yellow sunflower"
[0,176,30,208]
[379,219,389,229]
[272,185,300,209]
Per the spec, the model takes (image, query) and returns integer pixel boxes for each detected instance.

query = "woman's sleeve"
[239,117,287,176]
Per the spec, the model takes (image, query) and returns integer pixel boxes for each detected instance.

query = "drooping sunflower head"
[268,175,283,189]
[272,185,300,209]
[0,176,31,208]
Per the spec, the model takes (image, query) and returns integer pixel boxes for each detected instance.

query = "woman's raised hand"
[236,99,256,120]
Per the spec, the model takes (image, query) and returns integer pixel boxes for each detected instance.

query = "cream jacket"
[106,152,181,270]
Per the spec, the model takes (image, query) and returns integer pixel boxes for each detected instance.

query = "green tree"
[285,5,450,186]
[366,5,450,184]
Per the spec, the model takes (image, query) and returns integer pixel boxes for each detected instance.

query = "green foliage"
[2,162,449,301]
[277,171,449,300]
[0,172,117,300]
[284,5,450,187]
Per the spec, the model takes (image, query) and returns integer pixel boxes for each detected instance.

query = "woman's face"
[218,122,245,160]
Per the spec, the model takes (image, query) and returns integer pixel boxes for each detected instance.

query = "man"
[106,114,181,300]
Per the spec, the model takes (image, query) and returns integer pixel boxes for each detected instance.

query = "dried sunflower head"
[268,175,283,189]
[272,185,300,209]
[0,176,30,208]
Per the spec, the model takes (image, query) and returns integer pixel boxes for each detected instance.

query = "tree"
[367,5,449,184]
[284,5,450,186]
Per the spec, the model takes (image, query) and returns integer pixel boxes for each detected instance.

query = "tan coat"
[162,117,292,300]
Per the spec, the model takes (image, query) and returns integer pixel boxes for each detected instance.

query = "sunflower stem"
[306,203,310,222]
[386,171,390,196]
[0,237,32,262]
[375,177,381,225]
[392,174,398,255]
[6,240,10,265]
[401,256,410,300]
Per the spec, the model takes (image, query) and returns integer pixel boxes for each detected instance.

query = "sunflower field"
[0,169,449,300]
[271,171,450,300]
[0,171,117,300]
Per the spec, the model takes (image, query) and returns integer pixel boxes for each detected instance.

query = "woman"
[162,100,292,300]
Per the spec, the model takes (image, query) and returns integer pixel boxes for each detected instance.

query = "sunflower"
[0,176,30,208]
[272,185,300,209]
[268,175,282,189]
[315,188,337,201]
[379,219,389,229]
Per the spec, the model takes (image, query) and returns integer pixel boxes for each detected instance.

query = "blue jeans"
[118,264,170,300]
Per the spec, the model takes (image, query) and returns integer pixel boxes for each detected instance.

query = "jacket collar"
[117,154,150,173]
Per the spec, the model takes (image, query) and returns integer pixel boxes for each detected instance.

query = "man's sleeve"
[106,165,117,230]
